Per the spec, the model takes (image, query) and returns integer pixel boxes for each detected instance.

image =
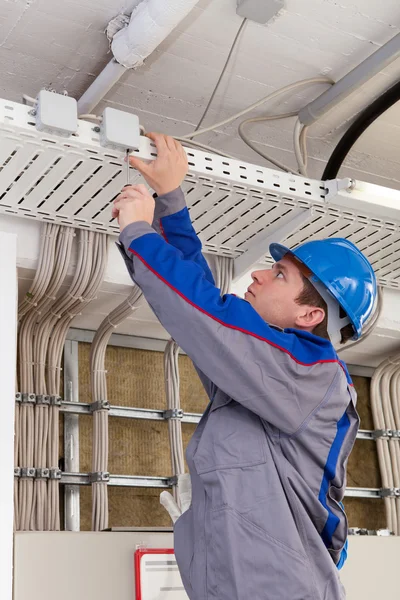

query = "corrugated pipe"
[78,0,200,115]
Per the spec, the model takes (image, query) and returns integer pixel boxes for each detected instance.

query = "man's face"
[244,256,324,332]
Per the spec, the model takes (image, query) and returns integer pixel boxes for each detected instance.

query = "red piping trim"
[159,219,168,242]
[129,247,353,383]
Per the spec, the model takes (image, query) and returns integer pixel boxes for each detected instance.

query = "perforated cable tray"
[1,97,400,288]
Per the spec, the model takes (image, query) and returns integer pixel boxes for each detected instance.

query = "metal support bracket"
[324,178,355,202]
[372,429,400,439]
[21,467,36,478]
[90,400,110,412]
[89,471,110,483]
[167,476,178,487]
[349,528,393,536]
[14,468,21,478]
[35,468,50,479]
[36,395,50,406]
[163,409,183,421]
[49,468,62,480]
[50,395,62,407]
[15,393,21,403]
[381,488,400,498]
[21,393,36,404]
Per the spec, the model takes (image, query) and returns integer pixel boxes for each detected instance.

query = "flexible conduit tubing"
[78,0,200,115]
[371,356,400,533]
[298,32,400,126]
[322,79,400,180]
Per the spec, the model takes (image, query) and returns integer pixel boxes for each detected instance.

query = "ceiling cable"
[190,18,248,137]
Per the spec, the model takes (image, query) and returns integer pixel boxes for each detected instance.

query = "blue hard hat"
[269,238,377,339]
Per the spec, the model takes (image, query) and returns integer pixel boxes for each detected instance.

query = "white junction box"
[237,0,284,24]
[100,107,141,152]
[36,90,78,137]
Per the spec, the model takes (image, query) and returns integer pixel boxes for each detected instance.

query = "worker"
[113,133,377,600]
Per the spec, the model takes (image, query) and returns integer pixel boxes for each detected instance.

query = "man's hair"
[296,276,354,344]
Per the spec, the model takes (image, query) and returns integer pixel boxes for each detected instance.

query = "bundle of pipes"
[371,354,400,535]
[90,286,143,531]
[31,226,75,531]
[16,225,107,531]
[17,223,64,531]
[164,255,233,506]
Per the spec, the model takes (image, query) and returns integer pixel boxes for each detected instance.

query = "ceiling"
[1,0,400,188]
[3,0,400,368]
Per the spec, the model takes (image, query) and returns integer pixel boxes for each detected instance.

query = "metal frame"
[63,340,80,532]
[58,336,383,503]
[60,398,375,438]
[58,471,382,499]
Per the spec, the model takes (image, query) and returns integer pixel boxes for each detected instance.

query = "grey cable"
[238,112,299,172]
[174,136,238,160]
[294,118,308,176]
[183,77,333,141]
[191,18,247,137]
[90,282,143,531]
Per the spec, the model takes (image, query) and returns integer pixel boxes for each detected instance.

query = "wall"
[60,343,385,531]
[13,531,400,600]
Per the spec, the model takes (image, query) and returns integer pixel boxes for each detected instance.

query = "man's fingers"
[134,183,149,195]
[165,135,176,152]
[173,138,183,153]
[146,132,167,155]
[128,155,150,174]
[117,184,149,198]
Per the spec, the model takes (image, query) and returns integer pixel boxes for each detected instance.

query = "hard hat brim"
[269,243,293,264]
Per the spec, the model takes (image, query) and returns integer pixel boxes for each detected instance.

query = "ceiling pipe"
[78,0,200,115]
[298,32,400,126]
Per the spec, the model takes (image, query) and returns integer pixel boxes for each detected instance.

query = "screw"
[93,126,101,133]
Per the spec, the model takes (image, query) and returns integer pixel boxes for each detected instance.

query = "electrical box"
[236,0,284,24]
[36,90,78,137]
[100,107,141,153]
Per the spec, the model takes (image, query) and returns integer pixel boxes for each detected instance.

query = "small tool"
[125,149,130,187]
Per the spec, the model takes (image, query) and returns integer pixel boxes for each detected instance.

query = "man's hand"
[128,132,188,196]
[112,184,155,232]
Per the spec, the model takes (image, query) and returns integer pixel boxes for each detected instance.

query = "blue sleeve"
[117,222,343,434]
[152,188,216,399]
[152,188,215,285]
[336,539,348,570]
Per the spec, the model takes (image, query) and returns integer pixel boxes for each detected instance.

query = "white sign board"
[135,549,189,600]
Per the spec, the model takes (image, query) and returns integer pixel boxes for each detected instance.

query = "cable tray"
[1,98,400,288]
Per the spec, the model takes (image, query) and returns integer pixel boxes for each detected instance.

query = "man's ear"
[295,305,325,329]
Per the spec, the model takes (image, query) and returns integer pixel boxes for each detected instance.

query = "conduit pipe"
[390,365,400,532]
[299,32,400,126]
[78,0,200,114]
[90,285,143,532]
[371,354,400,534]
